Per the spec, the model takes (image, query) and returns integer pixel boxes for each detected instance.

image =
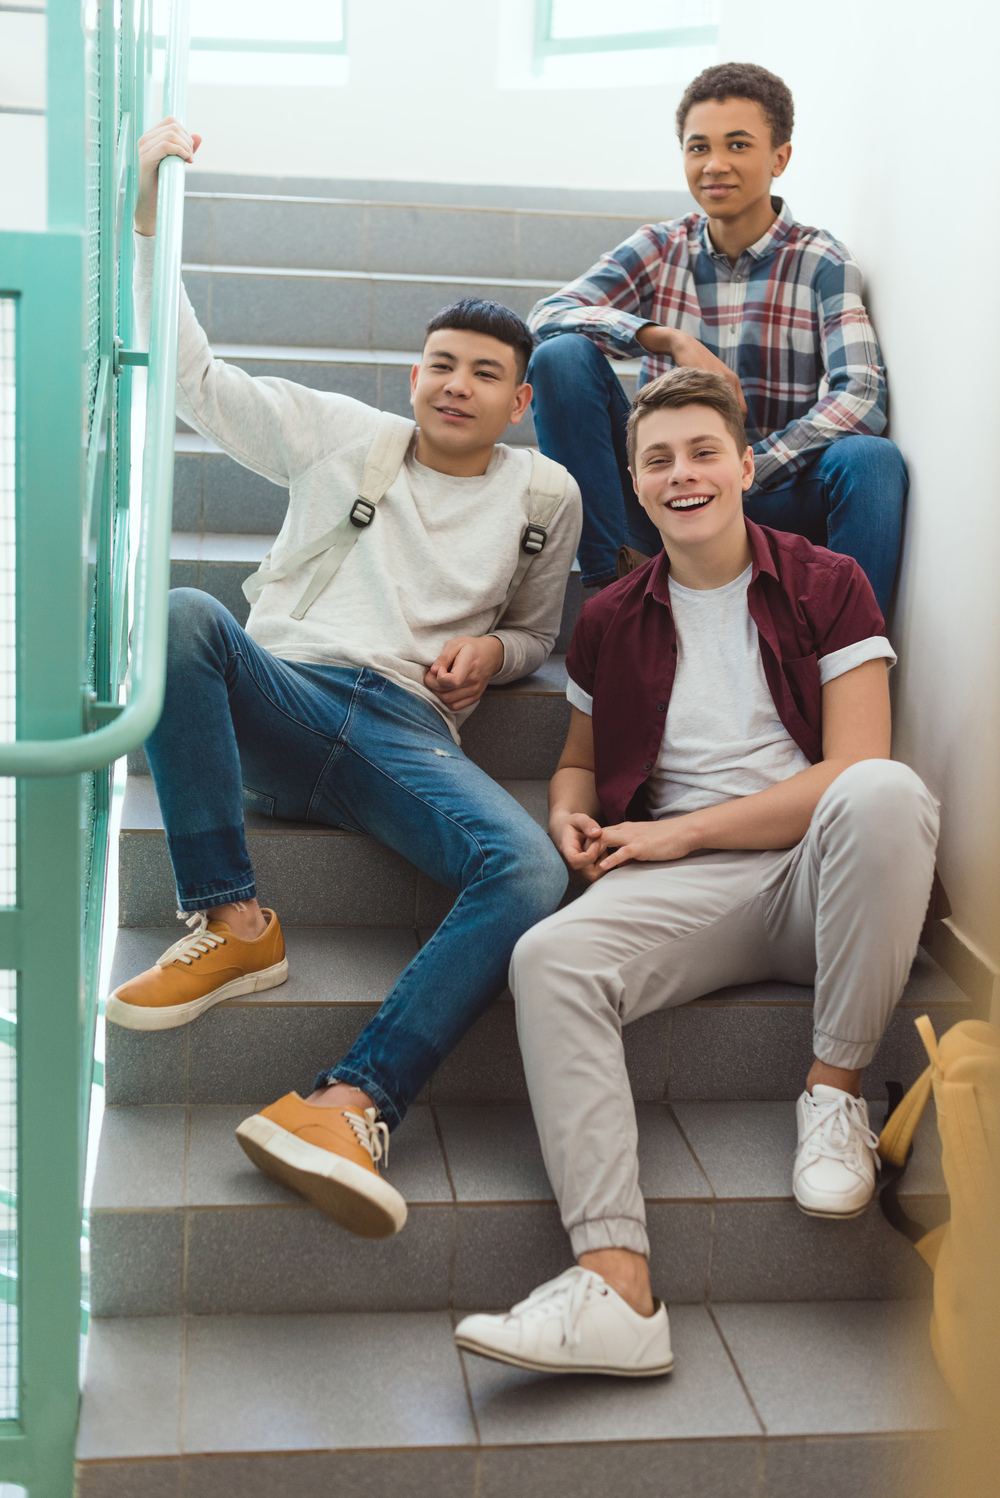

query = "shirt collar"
[644,519,777,605]
[699,197,794,263]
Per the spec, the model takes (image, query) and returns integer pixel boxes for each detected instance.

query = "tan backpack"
[878,1015,1000,1401]
[243,412,568,624]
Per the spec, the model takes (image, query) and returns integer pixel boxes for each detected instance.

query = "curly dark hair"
[676,62,794,147]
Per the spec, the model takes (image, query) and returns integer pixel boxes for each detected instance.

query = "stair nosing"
[183,261,563,290]
[184,189,663,224]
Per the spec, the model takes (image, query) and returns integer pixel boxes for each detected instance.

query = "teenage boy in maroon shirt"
[453,368,939,1380]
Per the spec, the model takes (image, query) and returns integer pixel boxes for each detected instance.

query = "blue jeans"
[143,589,568,1129]
[528,334,907,614]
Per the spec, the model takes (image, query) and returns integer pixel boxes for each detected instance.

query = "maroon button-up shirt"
[565,520,887,824]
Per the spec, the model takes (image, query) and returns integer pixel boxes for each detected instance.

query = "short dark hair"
[424,298,534,382]
[627,368,748,468]
[676,62,794,148]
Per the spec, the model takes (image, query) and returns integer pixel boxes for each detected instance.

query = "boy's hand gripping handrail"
[0,0,190,777]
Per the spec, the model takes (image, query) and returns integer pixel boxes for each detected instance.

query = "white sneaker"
[793,1084,880,1218]
[453,1266,674,1377]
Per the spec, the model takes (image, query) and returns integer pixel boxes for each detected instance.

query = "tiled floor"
[76,1300,951,1497]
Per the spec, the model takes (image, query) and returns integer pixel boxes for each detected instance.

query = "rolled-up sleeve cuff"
[566,676,594,715]
[819,636,897,685]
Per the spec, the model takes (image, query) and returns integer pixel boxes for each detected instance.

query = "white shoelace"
[345,1107,390,1170]
[796,1091,880,1183]
[155,909,228,969]
[507,1266,607,1349]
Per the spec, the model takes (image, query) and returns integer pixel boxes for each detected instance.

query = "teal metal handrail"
[0,0,190,778]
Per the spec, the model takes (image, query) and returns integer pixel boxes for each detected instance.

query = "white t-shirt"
[566,564,896,817]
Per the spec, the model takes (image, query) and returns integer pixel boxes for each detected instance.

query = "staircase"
[76,177,962,1497]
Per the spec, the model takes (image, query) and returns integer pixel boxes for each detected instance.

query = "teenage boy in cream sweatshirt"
[109,118,581,1241]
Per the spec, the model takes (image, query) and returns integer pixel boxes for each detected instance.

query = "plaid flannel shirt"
[527,198,887,489]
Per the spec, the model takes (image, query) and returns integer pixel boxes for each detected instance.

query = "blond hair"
[627,367,748,468]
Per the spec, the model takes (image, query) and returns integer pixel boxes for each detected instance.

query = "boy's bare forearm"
[678,758,855,853]
[549,765,602,826]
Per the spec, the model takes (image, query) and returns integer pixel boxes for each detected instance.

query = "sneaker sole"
[454,1335,674,1378]
[105,958,290,1031]
[795,1199,870,1220]
[235,1113,408,1240]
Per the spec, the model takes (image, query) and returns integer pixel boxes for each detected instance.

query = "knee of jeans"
[509,833,569,916]
[167,587,228,660]
[826,759,938,837]
[830,435,908,491]
[527,333,605,391]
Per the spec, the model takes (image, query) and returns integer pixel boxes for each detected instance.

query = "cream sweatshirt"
[133,234,581,737]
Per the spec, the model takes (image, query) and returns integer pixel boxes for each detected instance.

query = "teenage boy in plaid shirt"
[527,62,905,614]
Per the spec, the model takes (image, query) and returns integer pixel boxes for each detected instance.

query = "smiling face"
[410,329,531,459]
[630,403,755,558]
[681,96,791,222]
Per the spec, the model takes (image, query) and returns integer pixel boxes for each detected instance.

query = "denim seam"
[226,643,343,749]
[303,668,371,823]
[177,877,256,910]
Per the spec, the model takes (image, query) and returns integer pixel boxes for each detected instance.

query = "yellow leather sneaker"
[106,908,288,1031]
[236,1092,408,1239]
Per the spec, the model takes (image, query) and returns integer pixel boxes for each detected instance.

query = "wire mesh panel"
[0,301,16,906]
[0,973,16,1422]
[0,298,18,1422]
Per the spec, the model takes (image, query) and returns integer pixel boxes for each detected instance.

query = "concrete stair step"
[75,1300,949,1498]
[118,772,551,927]
[162,523,586,655]
[182,263,562,352]
[186,171,693,217]
[124,651,573,779]
[104,922,970,1112]
[88,1096,945,1318]
[183,190,661,282]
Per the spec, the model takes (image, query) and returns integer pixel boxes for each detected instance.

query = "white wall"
[182,0,698,190]
[717,0,1000,980]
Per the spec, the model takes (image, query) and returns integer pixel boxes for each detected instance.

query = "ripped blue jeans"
[144,589,568,1127]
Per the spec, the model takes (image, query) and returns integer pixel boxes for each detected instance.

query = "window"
[153,0,347,88]
[525,0,718,87]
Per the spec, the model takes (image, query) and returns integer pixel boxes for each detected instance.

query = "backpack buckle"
[350,497,377,528]
[522,523,547,555]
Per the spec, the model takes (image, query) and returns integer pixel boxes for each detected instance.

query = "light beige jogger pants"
[509,760,940,1259]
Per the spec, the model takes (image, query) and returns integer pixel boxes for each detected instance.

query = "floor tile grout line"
[177,1312,190,1464]
[430,1101,460,1311]
[181,1104,192,1315]
[706,1300,767,1437]
[449,1309,484,1452]
[667,1101,715,1196]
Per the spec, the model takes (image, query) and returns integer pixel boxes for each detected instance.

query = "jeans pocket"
[242,784,275,817]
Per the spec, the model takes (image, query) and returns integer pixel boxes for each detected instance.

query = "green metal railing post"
[0,0,190,780]
[0,229,88,1498]
[0,0,189,1491]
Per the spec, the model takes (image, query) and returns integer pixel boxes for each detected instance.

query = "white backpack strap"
[242,412,416,618]
[491,451,569,630]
